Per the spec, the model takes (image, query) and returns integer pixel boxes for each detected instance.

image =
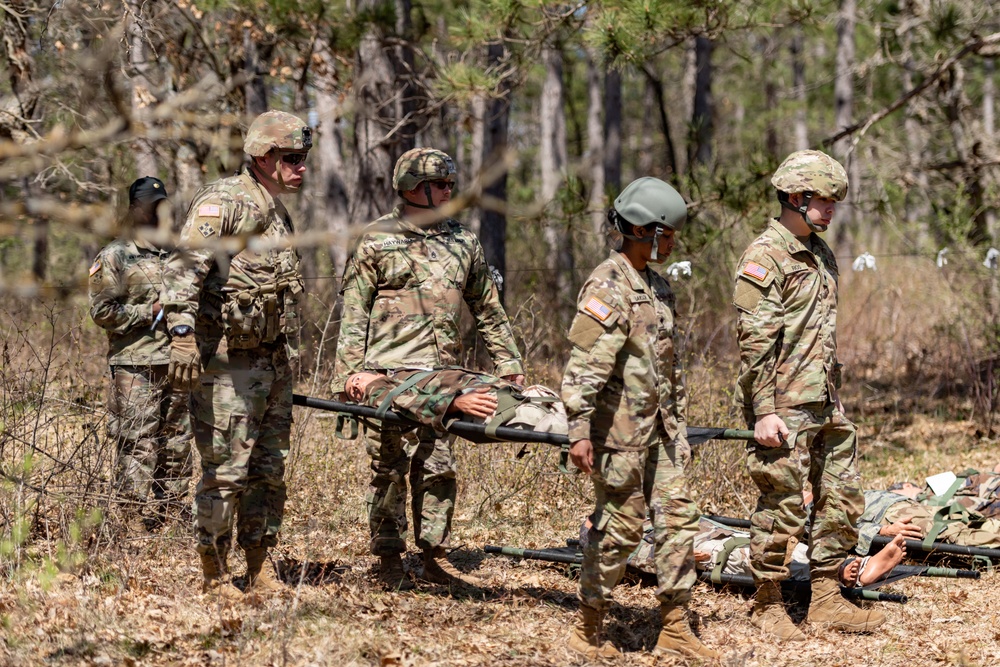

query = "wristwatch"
[170,325,194,337]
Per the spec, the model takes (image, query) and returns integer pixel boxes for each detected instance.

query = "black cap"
[128,176,168,205]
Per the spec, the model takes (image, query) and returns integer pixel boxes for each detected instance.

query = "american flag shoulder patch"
[742,261,769,282]
[88,260,102,276]
[583,297,614,322]
[198,204,221,218]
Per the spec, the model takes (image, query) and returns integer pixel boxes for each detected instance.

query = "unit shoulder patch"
[734,278,766,314]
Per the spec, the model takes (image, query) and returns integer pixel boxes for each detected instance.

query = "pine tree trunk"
[833,0,857,254]
[243,27,269,118]
[479,43,511,305]
[349,0,401,223]
[984,58,996,240]
[539,42,572,314]
[791,28,809,151]
[586,50,605,235]
[689,36,714,167]
[126,0,157,178]
[604,67,622,195]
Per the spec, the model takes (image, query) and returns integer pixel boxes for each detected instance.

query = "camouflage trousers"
[190,345,292,557]
[883,503,1000,549]
[746,402,864,583]
[579,435,701,610]
[363,422,457,555]
[108,364,193,504]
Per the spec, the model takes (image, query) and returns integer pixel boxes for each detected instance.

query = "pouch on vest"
[222,291,267,349]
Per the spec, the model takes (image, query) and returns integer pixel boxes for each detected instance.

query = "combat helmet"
[608,177,687,261]
[393,148,456,209]
[771,149,848,232]
[244,110,312,157]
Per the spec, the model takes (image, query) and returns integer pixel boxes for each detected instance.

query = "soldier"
[345,368,565,436]
[332,147,524,591]
[562,177,718,660]
[585,517,908,588]
[90,177,193,529]
[161,110,309,600]
[733,149,883,640]
[856,488,1000,553]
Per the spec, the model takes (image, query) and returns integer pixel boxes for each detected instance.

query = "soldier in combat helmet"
[562,177,719,660]
[733,149,883,639]
[332,147,524,591]
[161,110,309,600]
[89,177,193,530]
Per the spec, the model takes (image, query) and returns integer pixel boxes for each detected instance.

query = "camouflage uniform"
[562,250,700,610]
[90,238,193,505]
[919,471,1000,519]
[357,368,565,435]
[734,216,865,582]
[333,183,523,555]
[856,489,1000,554]
[612,518,813,583]
[162,115,306,558]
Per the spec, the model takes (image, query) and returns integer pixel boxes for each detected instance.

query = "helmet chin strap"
[401,182,437,210]
[780,191,822,232]
[252,154,300,193]
[609,210,664,257]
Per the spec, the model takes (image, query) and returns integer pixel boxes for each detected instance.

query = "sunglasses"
[428,180,454,190]
[280,152,308,166]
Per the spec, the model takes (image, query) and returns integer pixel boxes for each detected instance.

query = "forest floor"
[3,397,1000,667]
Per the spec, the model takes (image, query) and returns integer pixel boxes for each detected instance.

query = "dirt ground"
[3,405,1000,667]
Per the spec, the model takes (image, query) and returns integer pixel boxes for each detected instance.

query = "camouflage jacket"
[856,489,909,554]
[162,169,302,359]
[561,251,687,451]
[332,206,523,393]
[362,368,500,432]
[733,219,841,416]
[89,238,170,365]
[920,471,1000,519]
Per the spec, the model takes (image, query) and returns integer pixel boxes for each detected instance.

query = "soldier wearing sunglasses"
[161,110,310,601]
[333,147,524,591]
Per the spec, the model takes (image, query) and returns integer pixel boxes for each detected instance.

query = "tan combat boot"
[807,576,885,632]
[420,548,481,587]
[378,552,415,591]
[201,553,242,601]
[566,604,621,659]
[750,581,806,641]
[654,605,720,659]
[245,547,284,594]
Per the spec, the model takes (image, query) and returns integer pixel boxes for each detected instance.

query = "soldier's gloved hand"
[168,334,201,390]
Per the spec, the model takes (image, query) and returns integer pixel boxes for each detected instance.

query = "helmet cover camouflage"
[613,177,687,232]
[393,148,457,192]
[771,149,848,201]
[243,110,312,157]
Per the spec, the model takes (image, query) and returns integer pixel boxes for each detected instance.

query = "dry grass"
[4,276,1000,666]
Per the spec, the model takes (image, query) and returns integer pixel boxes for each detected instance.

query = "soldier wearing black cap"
[89,176,193,531]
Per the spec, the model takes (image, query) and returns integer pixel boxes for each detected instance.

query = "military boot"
[807,576,885,632]
[654,605,720,659]
[566,604,621,659]
[750,581,806,641]
[378,552,415,591]
[245,548,284,594]
[420,548,482,587]
[200,553,242,601]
